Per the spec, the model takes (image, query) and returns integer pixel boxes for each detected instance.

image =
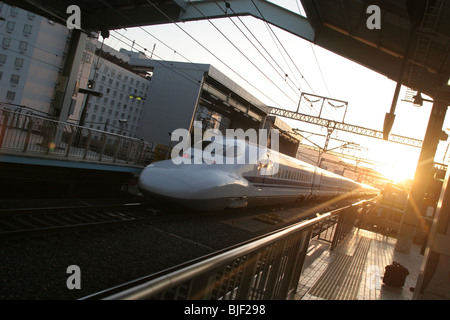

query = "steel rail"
[0,202,153,240]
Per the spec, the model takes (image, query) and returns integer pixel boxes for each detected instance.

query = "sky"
[101,0,449,182]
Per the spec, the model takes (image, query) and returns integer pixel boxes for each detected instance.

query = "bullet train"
[138,137,379,211]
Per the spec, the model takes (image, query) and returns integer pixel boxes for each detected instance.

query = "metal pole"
[395,100,448,253]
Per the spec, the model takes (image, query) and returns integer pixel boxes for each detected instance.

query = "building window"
[0,54,7,64]
[23,24,33,36]
[82,52,91,63]
[6,91,16,101]
[18,41,28,52]
[27,12,35,20]
[10,7,19,17]
[2,37,11,49]
[6,21,15,33]
[14,57,24,69]
[10,74,20,86]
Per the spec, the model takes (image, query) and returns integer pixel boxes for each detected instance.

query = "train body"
[138,138,379,211]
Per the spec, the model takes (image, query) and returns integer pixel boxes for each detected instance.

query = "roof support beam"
[180,0,315,42]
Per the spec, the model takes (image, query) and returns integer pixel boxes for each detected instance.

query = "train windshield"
[190,140,242,158]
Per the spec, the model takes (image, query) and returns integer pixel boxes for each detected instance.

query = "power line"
[108,31,204,87]
[142,0,293,108]
[187,0,298,106]
[250,0,315,95]
[310,43,331,97]
[215,1,302,98]
[99,0,284,108]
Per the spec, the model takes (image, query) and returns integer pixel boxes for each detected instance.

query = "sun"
[367,141,419,184]
[377,163,415,184]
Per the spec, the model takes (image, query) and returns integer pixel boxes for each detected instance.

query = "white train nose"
[138,163,197,198]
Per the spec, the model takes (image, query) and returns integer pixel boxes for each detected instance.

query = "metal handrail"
[0,105,154,167]
[82,197,378,300]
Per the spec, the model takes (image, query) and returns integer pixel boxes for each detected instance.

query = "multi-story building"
[71,42,151,138]
[0,3,151,138]
[0,3,300,155]
[0,2,69,115]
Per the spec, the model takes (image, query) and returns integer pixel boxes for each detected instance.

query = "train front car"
[138,138,258,211]
[138,137,379,211]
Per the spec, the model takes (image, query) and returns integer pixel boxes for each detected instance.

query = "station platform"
[293,228,424,300]
[0,152,143,174]
[0,153,142,199]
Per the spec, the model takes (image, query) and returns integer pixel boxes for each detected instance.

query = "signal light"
[87,80,94,89]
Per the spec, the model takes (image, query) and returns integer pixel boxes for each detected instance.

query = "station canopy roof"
[6,0,450,100]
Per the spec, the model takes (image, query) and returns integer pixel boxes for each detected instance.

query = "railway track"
[0,201,162,240]
[0,196,370,299]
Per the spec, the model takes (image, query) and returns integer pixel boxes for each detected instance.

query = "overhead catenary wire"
[214,1,303,98]
[100,0,290,109]
[250,0,316,95]
[99,0,336,117]
[252,0,338,121]
[248,0,332,118]
[146,0,299,107]
[186,0,298,106]
[108,31,204,87]
[215,0,320,116]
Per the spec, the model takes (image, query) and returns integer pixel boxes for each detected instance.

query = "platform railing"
[0,105,153,167]
[82,197,377,300]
